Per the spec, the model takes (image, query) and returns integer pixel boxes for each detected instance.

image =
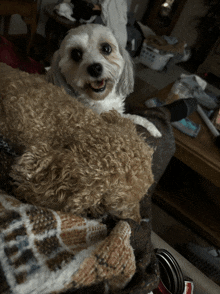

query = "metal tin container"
[155,249,185,294]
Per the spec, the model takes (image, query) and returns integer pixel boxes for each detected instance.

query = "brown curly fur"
[0,63,154,222]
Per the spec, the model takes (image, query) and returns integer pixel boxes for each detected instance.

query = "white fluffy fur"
[54,3,76,22]
[54,2,97,23]
[47,24,161,137]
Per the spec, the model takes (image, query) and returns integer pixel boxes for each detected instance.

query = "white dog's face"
[58,24,129,101]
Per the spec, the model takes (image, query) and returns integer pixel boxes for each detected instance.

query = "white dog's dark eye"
[101,43,112,55]
[71,48,83,62]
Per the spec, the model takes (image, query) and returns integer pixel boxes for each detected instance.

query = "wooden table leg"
[3,15,11,36]
[23,16,37,54]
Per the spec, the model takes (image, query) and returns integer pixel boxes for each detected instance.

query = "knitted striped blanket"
[0,190,136,294]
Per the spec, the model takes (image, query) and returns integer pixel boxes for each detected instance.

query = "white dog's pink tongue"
[91,80,105,89]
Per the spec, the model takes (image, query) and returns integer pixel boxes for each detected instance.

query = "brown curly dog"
[0,63,154,222]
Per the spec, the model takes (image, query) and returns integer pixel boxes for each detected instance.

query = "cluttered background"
[1,0,220,292]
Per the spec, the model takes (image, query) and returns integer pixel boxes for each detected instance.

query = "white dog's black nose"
[87,63,103,78]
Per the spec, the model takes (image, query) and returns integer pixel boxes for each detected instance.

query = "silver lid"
[155,249,185,294]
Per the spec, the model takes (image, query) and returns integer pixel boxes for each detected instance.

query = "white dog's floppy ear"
[116,45,134,97]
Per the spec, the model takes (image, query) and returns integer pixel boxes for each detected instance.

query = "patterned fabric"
[0,191,136,294]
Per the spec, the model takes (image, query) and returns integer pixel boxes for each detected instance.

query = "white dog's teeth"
[91,80,105,89]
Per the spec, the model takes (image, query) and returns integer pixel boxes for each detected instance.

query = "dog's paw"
[141,119,162,138]
[123,114,162,138]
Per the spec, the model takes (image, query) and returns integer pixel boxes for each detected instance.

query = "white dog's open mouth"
[89,79,107,92]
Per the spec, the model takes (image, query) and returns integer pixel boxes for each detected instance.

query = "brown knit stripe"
[111,249,136,283]
[98,236,125,269]
[0,210,21,230]
[0,202,4,212]
[35,236,61,256]
[4,245,19,257]
[60,229,87,247]
[58,212,86,231]
[96,232,130,270]
[5,196,22,207]
[94,222,135,287]
[26,207,57,234]
[15,271,27,284]
[72,222,135,289]
[0,263,10,293]
[14,249,36,268]
[72,255,97,287]
[4,226,26,242]
[71,244,88,254]
[46,251,75,271]
[87,228,106,243]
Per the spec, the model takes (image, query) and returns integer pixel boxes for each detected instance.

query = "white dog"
[47,24,161,137]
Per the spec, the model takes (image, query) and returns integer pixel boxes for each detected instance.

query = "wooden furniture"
[142,0,187,36]
[145,83,220,247]
[147,82,220,188]
[0,0,38,53]
[197,36,220,79]
[128,79,220,246]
